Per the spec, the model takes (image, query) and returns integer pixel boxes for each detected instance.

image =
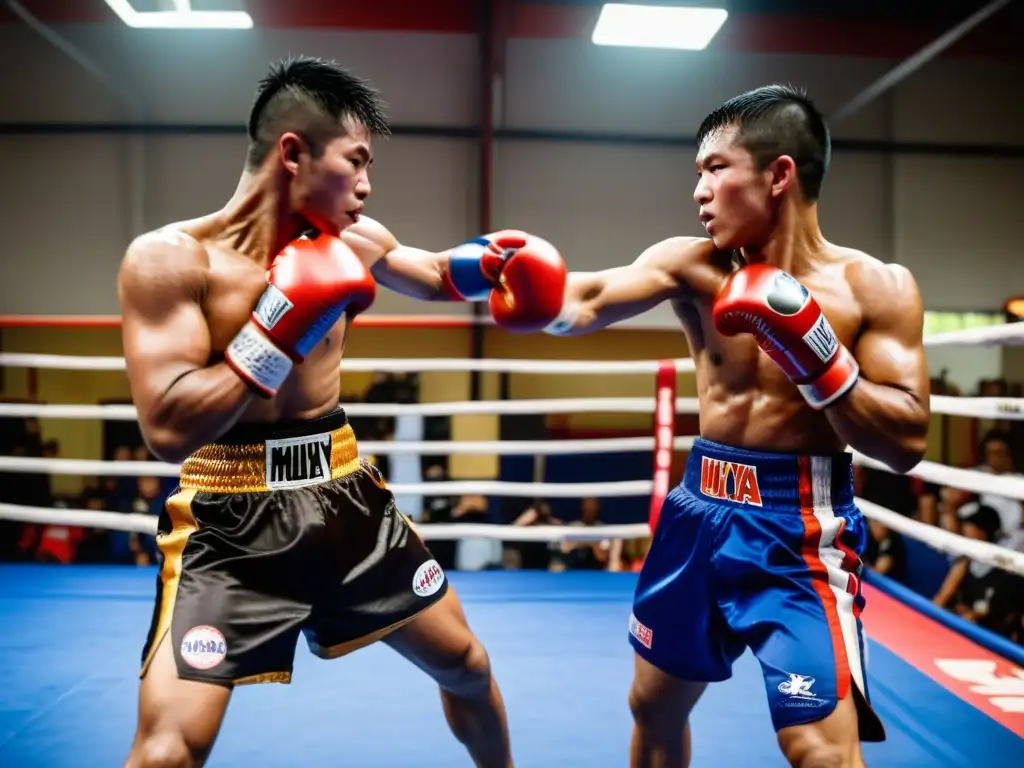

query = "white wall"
[0,23,1021,325]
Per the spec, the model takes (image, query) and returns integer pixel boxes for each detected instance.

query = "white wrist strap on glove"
[543,301,581,336]
[225,322,294,397]
[798,345,860,410]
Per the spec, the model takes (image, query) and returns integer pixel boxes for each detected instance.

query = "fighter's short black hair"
[246,56,390,169]
[696,84,831,201]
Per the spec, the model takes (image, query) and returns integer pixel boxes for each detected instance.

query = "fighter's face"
[286,119,373,235]
[693,126,778,251]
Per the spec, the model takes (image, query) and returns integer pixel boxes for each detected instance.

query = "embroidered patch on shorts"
[412,559,445,597]
[265,432,332,490]
[629,613,653,649]
[180,625,228,670]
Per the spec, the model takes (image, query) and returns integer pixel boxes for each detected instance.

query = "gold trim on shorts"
[306,611,427,660]
[234,671,292,686]
[178,423,361,494]
[139,487,199,677]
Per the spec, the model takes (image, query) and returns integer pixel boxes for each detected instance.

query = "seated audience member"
[862,518,907,583]
[941,430,1022,536]
[853,464,917,516]
[913,479,941,526]
[607,536,652,573]
[75,491,116,564]
[932,505,1008,625]
[512,500,562,570]
[448,494,498,570]
[560,498,609,571]
[34,523,85,564]
[129,475,164,566]
[421,464,457,570]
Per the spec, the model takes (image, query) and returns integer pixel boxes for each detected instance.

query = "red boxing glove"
[441,230,567,333]
[487,233,567,333]
[225,233,376,397]
[712,264,859,409]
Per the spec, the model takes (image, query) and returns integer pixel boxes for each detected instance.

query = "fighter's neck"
[739,203,826,274]
[212,170,307,266]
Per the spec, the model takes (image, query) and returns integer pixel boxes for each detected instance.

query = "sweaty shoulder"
[636,236,713,268]
[341,215,398,266]
[118,228,210,315]
[839,248,923,325]
[637,236,723,296]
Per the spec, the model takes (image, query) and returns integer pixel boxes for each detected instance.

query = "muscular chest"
[678,269,863,391]
[201,250,345,361]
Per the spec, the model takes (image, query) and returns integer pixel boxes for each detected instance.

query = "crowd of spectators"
[1,374,1023,648]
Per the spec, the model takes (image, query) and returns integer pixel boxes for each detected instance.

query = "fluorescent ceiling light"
[592,4,728,50]
[103,0,253,29]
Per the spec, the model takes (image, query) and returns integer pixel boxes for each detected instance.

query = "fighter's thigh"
[628,653,708,727]
[777,695,863,768]
[384,586,491,692]
[630,489,737,681]
[128,633,231,768]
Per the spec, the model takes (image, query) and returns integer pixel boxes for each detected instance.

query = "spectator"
[932,505,1005,622]
[607,536,651,573]
[942,430,1022,537]
[560,498,609,571]
[422,464,457,570]
[853,465,916,517]
[129,475,164,566]
[34,520,85,564]
[75,491,115,563]
[446,494,497,571]
[862,519,906,583]
[511,501,562,570]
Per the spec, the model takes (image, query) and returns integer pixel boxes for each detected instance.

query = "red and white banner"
[863,583,1024,736]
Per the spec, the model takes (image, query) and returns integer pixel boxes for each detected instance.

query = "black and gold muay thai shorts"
[139,408,447,686]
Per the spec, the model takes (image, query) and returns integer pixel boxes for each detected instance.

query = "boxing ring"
[1,318,1024,766]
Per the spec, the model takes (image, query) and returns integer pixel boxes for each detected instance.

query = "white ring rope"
[2,440,1021,502]
[2,492,1021,575]
[0,502,651,542]
[0,353,695,375]
[1,321,1019,374]
[856,500,1024,576]
[929,395,1024,420]
[0,438,698,479]
[1,322,1022,577]
[922,321,1024,347]
[0,399,704,420]
[852,452,1024,501]
[1,395,1020,421]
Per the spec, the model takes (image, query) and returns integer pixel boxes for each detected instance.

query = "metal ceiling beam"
[831,0,1012,123]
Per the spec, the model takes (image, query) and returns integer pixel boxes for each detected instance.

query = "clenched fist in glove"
[442,230,567,333]
[226,233,376,397]
[712,264,859,409]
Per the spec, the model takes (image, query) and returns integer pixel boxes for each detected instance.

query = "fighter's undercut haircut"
[696,84,831,201]
[246,55,391,169]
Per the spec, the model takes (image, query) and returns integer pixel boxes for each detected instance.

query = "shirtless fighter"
[118,57,562,768]
[540,86,931,766]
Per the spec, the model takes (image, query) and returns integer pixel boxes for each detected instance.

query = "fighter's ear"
[768,155,798,198]
[277,132,307,176]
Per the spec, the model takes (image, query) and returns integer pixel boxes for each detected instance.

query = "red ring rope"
[648,359,677,532]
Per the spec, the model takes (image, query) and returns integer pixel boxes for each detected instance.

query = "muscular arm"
[118,234,254,463]
[826,263,930,473]
[343,216,503,301]
[933,558,968,607]
[550,237,700,335]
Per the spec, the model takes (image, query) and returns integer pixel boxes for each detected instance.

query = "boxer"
[539,85,930,767]
[118,56,562,768]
